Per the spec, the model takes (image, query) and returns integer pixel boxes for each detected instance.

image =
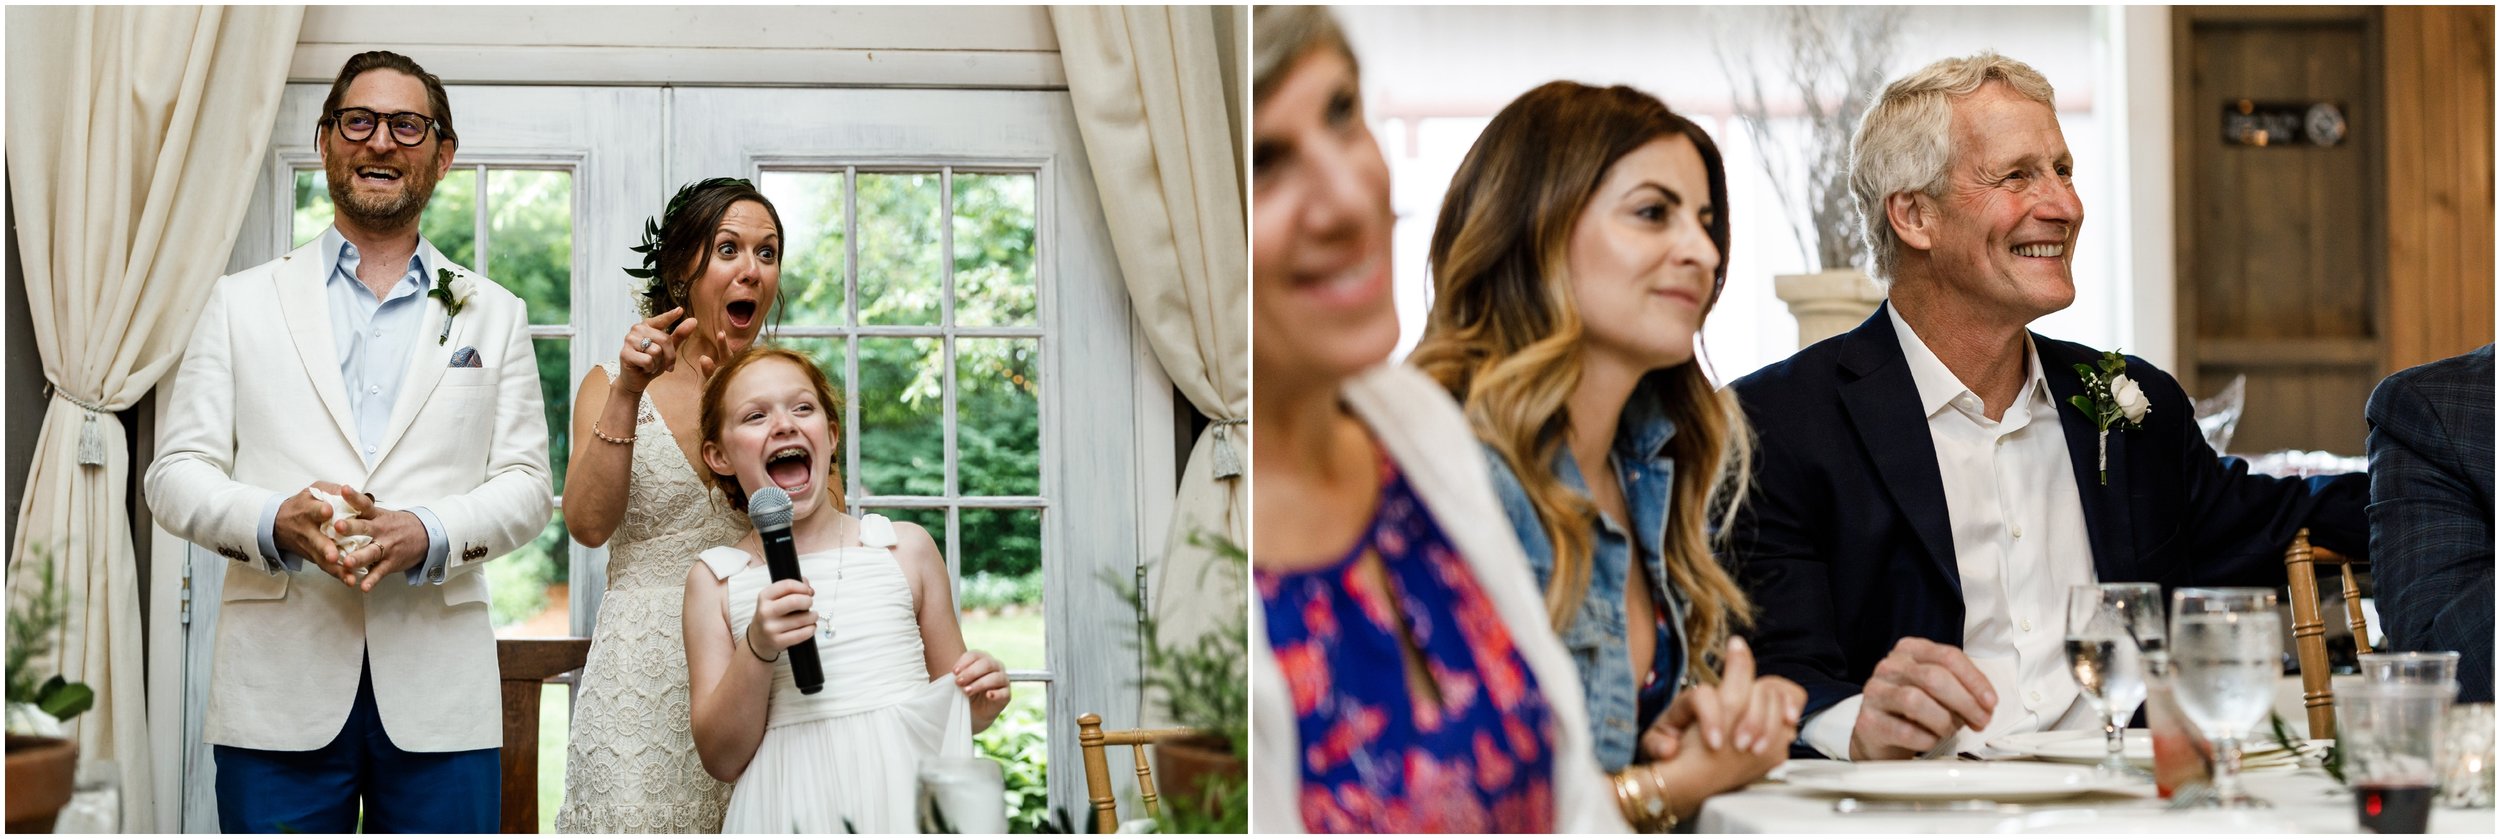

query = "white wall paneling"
[290,6,1065,89]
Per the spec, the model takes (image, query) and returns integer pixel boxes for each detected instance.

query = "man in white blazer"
[145,51,551,833]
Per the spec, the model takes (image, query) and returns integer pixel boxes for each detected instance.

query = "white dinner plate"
[1781,761,2131,802]
[1990,729,2155,766]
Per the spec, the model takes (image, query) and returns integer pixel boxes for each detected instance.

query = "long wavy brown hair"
[1409,81,1755,680]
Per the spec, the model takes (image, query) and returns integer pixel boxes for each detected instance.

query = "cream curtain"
[6,6,304,831]
[1049,4,1248,707]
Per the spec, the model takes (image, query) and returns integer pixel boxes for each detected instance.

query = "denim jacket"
[1479,395,1690,772]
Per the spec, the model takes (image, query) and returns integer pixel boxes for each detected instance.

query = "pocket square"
[448,347,484,368]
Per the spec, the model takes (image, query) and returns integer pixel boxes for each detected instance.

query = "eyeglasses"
[324,108,445,147]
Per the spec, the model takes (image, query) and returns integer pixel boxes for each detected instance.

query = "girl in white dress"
[681,346,1013,833]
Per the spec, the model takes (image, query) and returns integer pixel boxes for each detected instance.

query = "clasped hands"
[1637,636,1805,792]
[273,481,429,591]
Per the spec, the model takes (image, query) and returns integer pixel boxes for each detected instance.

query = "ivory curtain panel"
[1049,6,1250,674]
[5,6,304,830]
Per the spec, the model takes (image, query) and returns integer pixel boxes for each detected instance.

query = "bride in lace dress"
[553,178,785,832]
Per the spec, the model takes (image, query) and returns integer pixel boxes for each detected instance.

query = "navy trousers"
[214,656,498,833]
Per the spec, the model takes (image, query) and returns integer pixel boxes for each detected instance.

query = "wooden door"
[2174,6,2385,456]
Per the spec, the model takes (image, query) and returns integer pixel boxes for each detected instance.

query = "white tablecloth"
[1696,760,2496,834]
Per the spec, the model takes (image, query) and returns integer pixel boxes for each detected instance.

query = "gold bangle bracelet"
[591,420,635,445]
[1612,764,1679,833]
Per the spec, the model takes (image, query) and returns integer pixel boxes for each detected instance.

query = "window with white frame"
[292,163,581,637]
[756,165,1055,722]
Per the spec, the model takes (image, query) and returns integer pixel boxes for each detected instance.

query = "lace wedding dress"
[553,366,743,832]
[700,514,975,833]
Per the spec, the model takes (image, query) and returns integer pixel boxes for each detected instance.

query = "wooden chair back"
[1076,713,1198,833]
[498,638,592,834]
[2284,527,2372,738]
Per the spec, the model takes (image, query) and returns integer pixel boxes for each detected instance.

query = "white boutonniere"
[429,268,475,345]
[2068,350,2151,485]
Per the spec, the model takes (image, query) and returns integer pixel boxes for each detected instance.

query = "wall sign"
[2224,100,2348,148]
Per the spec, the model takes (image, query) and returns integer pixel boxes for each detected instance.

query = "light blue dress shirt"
[253,227,452,584]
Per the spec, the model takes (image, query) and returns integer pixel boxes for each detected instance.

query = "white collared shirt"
[1801,306,2101,759]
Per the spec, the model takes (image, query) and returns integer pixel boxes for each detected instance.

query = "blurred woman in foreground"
[1247,6,1624,832]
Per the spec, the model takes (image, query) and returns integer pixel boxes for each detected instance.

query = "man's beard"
[326,150,440,232]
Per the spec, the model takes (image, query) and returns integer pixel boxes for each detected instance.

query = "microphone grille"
[747,486,793,531]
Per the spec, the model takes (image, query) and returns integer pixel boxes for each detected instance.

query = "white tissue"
[309,489,375,555]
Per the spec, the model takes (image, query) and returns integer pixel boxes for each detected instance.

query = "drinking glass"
[2168,587,2282,808]
[2067,583,2162,780]
[2339,681,2454,833]
[2359,651,2462,696]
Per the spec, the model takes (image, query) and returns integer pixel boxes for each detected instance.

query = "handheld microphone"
[745,487,824,695]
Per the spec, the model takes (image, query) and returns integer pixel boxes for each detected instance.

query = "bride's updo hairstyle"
[630,177,789,320]
[698,346,848,513]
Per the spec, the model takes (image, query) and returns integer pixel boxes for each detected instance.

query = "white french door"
[171,83,1151,830]
[669,86,1149,824]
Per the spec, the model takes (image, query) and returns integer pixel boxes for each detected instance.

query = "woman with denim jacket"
[1247,8,1629,833]
[1411,81,1805,831]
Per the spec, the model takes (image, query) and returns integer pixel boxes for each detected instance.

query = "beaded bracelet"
[591,421,635,445]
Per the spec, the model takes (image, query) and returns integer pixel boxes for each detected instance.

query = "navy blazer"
[1723,305,2369,751]
[2364,345,2494,703]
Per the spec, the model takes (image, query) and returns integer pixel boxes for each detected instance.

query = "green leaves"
[6,544,93,726]
[34,675,92,721]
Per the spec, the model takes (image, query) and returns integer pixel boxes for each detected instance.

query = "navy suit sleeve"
[2365,369,2496,702]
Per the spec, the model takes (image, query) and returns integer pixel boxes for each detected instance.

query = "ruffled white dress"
[699,514,975,834]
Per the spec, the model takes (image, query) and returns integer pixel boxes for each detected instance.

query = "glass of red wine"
[2339,680,2455,833]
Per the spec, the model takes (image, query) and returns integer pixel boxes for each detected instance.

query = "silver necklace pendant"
[815,614,837,644]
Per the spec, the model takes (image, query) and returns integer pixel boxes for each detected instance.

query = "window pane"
[419,168,479,268]
[489,169,573,324]
[537,338,571,497]
[293,169,333,248]
[538,683,569,832]
[952,173,1038,327]
[489,511,570,637]
[957,338,1039,496]
[858,337,944,497]
[858,172,942,326]
[958,506,1042,671]
[760,171,849,327]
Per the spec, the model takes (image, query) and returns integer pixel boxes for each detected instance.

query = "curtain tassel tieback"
[49,384,114,467]
[1208,417,1246,479]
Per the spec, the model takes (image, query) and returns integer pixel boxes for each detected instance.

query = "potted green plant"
[7,547,94,834]
[1117,531,1248,833]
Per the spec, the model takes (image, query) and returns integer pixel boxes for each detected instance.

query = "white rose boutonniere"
[2068,350,2151,485]
[429,268,475,345]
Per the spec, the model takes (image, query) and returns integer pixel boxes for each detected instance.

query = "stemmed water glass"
[2066,583,2162,780]
[2168,587,2283,808]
